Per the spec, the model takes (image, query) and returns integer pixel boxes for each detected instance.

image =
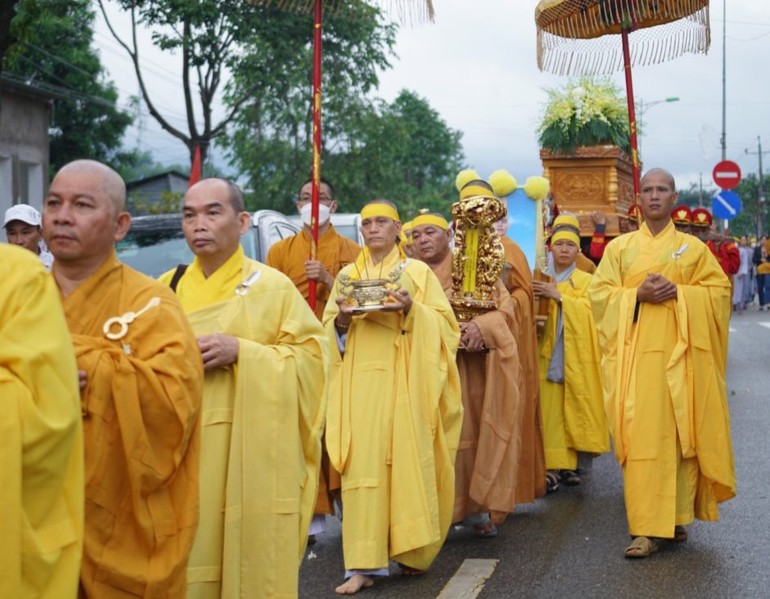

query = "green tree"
[676,181,716,209]
[223,3,396,211]
[324,90,464,218]
[5,0,133,172]
[98,0,390,167]
[0,1,22,71]
[728,174,770,239]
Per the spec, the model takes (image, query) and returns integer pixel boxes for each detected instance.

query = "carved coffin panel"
[540,145,638,236]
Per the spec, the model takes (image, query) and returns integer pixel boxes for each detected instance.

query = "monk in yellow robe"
[325,201,463,595]
[43,160,204,597]
[494,217,547,503]
[160,178,328,599]
[412,213,521,534]
[0,244,83,599]
[589,168,736,558]
[267,178,360,320]
[533,227,608,493]
[266,177,359,530]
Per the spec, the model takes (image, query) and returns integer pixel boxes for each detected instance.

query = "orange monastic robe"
[576,252,597,273]
[500,235,547,502]
[267,225,360,320]
[432,253,524,524]
[59,252,204,598]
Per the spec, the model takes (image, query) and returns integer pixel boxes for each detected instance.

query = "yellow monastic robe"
[323,246,463,572]
[267,225,359,515]
[589,221,736,538]
[59,251,203,598]
[430,254,523,525]
[160,246,328,599]
[538,268,608,470]
[0,245,83,599]
[267,225,361,320]
[500,235,547,502]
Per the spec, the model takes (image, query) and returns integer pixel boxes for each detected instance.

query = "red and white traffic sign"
[712,160,742,190]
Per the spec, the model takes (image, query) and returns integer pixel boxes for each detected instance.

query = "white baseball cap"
[3,204,42,228]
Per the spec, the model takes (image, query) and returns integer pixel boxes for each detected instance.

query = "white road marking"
[759,322,770,330]
[437,559,499,599]
[729,327,737,333]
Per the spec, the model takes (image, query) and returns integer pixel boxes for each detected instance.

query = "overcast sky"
[94,0,770,192]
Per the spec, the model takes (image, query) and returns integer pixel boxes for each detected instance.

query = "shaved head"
[187,178,245,214]
[55,159,126,215]
[641,168,676,192]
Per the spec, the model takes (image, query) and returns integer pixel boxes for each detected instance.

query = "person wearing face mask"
[267,178,361,320]
[266,177,360,544]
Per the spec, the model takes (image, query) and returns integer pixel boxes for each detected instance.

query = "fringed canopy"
[246,0,435,23]
[535,0,710,75]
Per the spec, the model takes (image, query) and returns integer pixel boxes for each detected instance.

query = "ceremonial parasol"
[249,0,434,310]
[535,0,711,198]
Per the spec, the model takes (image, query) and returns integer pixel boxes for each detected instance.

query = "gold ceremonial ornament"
[338,262,406,314]
[450,194,507,322]
[102,297,161,341]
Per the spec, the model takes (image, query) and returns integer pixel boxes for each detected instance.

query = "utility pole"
[745,136,769,238]
[720,0,727,161]
[698,173,704,208]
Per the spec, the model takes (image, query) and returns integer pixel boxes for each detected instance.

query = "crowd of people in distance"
[3,161,740,597]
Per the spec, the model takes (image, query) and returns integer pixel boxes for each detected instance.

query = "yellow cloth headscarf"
[460,184,494,201]
[412,214,449,230]
[553,213,580,231]
[551,228,580,247]
[361,203,400,223]
[354,203,405,278]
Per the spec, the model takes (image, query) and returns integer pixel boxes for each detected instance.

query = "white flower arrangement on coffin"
[538,77,632,155]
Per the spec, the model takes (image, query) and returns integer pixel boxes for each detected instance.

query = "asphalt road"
[299,305,770,598]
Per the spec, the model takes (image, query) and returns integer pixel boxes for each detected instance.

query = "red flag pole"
[621,27,641,201]
[188,143,202,188]
[308,0,323,312]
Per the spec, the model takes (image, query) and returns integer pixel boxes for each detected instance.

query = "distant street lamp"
[637,96,680,158]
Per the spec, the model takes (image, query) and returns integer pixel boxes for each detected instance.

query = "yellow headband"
[402,220,414,234]
[551,229,580,247]
[460,184,494,201]
[553,214,579,230]
[412,213,449,230]
[360,203,400,223]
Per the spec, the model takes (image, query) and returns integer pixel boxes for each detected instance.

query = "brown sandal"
[397,563,425,576]
[673,525,688,543]
[624,536,659,558]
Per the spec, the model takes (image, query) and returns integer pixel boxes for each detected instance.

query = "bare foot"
[335,574,374,595]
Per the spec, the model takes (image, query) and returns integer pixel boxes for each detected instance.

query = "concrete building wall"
[0,81,52,216]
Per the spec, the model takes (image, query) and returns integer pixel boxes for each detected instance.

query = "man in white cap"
[4,203,54,269]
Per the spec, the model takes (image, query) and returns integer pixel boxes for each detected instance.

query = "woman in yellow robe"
[324,202,463,594]
[0,245,83,599]
[533,229,608,492]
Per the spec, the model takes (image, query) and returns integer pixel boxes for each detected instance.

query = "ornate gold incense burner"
[450,194,507,322]
[338,263,406,314]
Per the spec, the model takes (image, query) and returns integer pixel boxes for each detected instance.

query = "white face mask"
[300,202,331,227]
